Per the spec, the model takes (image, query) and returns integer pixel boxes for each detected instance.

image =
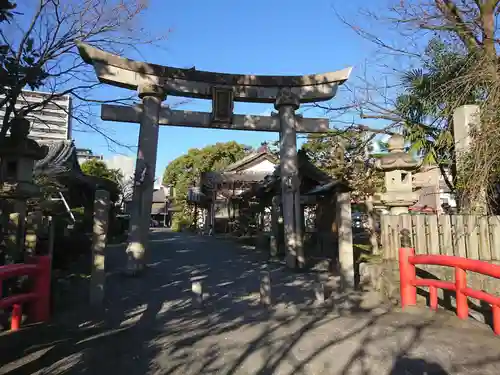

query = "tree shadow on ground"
[389,357,449,374]
[1,230,500,374]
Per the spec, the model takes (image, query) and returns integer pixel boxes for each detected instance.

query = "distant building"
[106,155,136,209]
[122,184,172,226]
[76,148,103,165]
[0,89,72,142]
[106,155,135,181]
[106,155,172,222]
[187,149,279,232]
[151,186,172,226]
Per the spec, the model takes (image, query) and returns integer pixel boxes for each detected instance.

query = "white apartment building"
[0,89,72,142]
[106,155,135,181]
[76,148,104,165]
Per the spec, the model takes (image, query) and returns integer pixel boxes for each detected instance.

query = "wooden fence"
[380,214,500,261]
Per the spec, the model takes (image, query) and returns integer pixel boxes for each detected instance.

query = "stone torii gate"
[77,42,352,274]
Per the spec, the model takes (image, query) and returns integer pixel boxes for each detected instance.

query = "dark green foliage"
[163,141,248,230]
[301,130,383,199]
[394,39,483,192]
[80,159,123,187]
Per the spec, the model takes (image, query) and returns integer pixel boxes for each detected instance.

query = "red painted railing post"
[399,247,417,308]
[429,286,438,310]
[455,267,468,320]
[493,305,500,335]
[31,256,51,322]
[11,304,22,331]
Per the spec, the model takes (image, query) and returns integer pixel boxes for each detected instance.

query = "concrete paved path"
[1,229,499,374]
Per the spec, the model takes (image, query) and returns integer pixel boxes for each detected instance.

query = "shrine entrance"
[77,42,352,279]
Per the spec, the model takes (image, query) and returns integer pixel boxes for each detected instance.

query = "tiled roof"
[33,140,119,198]
[35,140,80,175]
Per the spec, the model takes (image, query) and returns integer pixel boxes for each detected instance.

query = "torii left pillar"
[275,88,304,269]
[125,84,166,275]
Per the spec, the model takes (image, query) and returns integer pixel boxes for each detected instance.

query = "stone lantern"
[0,117,47,257]
[375,134,420,215]
[0,117,46,198]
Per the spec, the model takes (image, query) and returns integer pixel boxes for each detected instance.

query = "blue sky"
[73,0,382,179]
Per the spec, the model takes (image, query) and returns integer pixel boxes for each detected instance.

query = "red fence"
[399,247,500,335]
[0,256,51,331]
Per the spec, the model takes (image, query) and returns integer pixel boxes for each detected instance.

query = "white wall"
[245,159,276,173]
[106,155,135,180]
[106,155,136,202]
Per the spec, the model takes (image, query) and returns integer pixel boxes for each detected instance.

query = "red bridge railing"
[399,247,500,335]
[0,256,51,331]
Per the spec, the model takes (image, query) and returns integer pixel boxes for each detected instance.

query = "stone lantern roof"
[0,117,48,199]
[0,117,47,160]
[375,134,420,172]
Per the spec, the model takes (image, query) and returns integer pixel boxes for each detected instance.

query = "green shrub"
[171,213,191,232]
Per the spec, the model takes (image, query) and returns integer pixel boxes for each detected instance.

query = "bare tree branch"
[1,0,170,151]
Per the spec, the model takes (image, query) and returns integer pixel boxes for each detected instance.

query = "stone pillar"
[365,196,379,254]
[453,105,479,158]
[336,191,354,289]
[294,191,304,265]
[13,201,26,255]
[453,105,485,213]
[204,208,210,232]
[275,88,304,269]
[270,195,280,257]
[6,212,20,263]
[211,191,216,231]
[125,84,165,274]
[163,199,168,227]
[47,216,55,259]
[90,190,110,305]
[260,267,271,306]
[24,211,43,258]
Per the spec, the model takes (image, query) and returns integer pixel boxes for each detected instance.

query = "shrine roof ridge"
[77,42,352,89]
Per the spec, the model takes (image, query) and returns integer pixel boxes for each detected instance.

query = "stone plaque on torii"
[77,42,352,274]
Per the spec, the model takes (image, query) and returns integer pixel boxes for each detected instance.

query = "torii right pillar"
[275,88,304,269]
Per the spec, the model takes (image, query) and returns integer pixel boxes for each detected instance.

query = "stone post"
[125,84,166,275]
[375,134,420,215]
[192,280,203,308]
[453,105,478,161]
[336,191,354,289]
[90,190,110,305]
[294,190,304,266]
[6,212,20,263]
[24,210,43,258]
[365,196,380,254]
[13,202,26,255]
[47,216,55,259]
[270,195,280,258]
[260,268,271,306]
[211,190,216,232]
[453,105,485,213]
[275,88,304,269]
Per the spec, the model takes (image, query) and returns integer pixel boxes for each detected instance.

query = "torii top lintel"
[77,42,352,104]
